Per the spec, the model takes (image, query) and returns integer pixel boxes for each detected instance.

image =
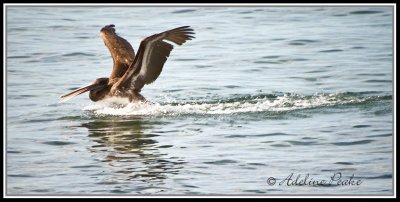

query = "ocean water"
[6,6,394,196]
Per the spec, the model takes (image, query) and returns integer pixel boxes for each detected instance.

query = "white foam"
[82,93,365,116]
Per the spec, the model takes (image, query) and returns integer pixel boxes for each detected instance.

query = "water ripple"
[204,159,238,165]
[62,52,95,57]
[319,49,343,53]
[42,141,76,146]
[349,10,385,15]
[289,39,319,46]
[171,9,196,14]
[332,139,374,146]
[82,92,392,116]
[226,132,293,138]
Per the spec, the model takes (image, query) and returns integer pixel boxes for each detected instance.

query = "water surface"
[6,6,393,196]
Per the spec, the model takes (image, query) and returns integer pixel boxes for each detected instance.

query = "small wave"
[262,55,281,59]
[8,55,31,59]
[349,10,384,15]
[171,9,196,14]
[319,49,343,53]
[289,39,319,46]
[82,92,390,116]
[62,52,95,57]
[42,141,76,146]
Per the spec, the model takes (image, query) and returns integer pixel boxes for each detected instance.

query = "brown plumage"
[60,25,195,103]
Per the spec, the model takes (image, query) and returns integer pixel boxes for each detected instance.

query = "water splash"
[82,92,390,116]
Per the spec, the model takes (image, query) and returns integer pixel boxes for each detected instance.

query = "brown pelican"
[60,25,195,103]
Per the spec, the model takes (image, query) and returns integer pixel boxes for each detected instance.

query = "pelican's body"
[60,25,195,103]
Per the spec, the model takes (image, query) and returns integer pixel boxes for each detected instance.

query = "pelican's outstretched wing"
[100,24,136,80]
[111,26,195,93]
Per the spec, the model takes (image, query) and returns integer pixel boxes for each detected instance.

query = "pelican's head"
[59,78,109,103]
[88,78,109,102]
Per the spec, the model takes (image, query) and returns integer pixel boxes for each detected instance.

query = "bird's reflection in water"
[81,117,185,186]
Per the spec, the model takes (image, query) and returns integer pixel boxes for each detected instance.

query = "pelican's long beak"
[59,84,104,103]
